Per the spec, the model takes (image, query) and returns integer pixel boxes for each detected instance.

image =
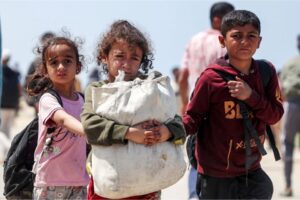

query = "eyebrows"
[48,54,75,61]
[112,50,142,58]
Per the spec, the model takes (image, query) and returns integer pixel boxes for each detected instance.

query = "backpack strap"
[78,92,84,100]
[256,60,281,161]
[46,88,63,107]
[257,60,272,88]
[213,69,267,169]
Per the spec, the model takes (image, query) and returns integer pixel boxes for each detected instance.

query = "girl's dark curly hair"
[97,20,154,74]
[27,36,84,96]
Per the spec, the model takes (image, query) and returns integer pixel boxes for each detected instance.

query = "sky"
[1,0,300,88]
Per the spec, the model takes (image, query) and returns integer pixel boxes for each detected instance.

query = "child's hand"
[125,121,160,146]
[141,120,162,145]
[125,127,153,145]
[227,77,252,100]
[143,119,171,143]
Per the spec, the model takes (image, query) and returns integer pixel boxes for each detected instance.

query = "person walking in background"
[179,2,234,199]
[27,35,89,199]
[183,10,283,199]
[0,49,21,139]
[279,34,300,197]
[24,31,56,114]
[170,66,182,115]
[179,2,234,115]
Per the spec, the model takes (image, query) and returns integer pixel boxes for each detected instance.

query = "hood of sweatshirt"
[205,56,257,78]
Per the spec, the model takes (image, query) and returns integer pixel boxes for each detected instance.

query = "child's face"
[219,24,262,62]
[102,39,143,82]
[45,44,80,86]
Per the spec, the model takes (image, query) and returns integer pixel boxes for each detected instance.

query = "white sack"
[91,73,186,199]
[92,74,177,125]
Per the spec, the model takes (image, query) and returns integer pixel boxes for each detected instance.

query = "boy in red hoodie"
[183,10,284,199]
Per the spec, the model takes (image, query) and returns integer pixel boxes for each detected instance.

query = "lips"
[57,73,66,77]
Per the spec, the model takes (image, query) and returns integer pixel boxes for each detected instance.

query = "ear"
[218,35,226,48]
[101,56,108,65]
[257,36,262,49]
[76,63,82,74]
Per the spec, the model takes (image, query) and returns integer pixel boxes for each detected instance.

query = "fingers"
[138,119,164,146]
[227,78,252,100]
[145,130,161,140]
[144,130,161,146]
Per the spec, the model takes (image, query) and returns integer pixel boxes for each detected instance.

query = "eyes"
[48,57,75,68]
[230,32,260,41]
[113,53,142,62]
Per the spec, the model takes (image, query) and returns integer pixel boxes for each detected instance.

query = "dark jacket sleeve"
[164,114,186,144]
[183,71,211,135]
[244,62,284,125]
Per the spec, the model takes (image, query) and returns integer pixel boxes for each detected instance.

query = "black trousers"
[198,168,273,199]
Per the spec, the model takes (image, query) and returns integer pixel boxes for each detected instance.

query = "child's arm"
[39,93,85,137]
[142,115,186,145]
[81,82,159,146]
[228,64,284,124]
[183,72,211,136]
[125,125,162,146]
[81,82,128,145]
[52,109,85,137]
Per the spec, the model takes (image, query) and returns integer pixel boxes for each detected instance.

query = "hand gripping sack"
[91,73,186,199]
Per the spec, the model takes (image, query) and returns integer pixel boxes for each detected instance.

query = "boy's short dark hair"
[210,2,235,23]
[220,10,261,36]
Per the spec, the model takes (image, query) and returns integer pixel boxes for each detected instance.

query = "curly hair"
[27,36,84,96]
[97,20,154,74]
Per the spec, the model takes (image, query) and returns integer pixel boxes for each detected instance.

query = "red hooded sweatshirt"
[183,58,284,178]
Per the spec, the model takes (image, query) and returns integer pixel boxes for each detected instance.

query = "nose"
[121,60,130,72]
[57,63,65,70]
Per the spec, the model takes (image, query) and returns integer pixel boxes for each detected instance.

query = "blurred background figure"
[88,66,101,84]
[170,66,182,115]
[178,2,234,199]
[269,70,283,153]
[0,49,21,139]
[26,31,56,77]
[24,31,56,114]
[279,34,300,197]
[0,19,9,163]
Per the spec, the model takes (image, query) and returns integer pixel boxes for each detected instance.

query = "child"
[81,20,186,200]
[27,36,89,199]
[183,10,284,199]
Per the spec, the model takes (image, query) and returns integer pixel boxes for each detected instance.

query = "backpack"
[186,60,280,169]
[3,89,63,199]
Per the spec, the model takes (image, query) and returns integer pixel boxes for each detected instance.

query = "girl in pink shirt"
[27,35,89,199]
